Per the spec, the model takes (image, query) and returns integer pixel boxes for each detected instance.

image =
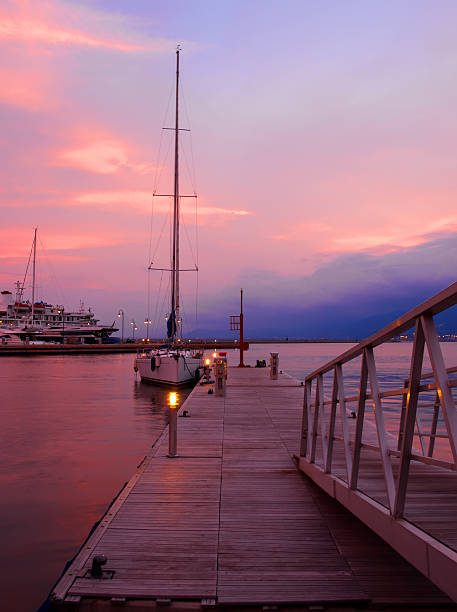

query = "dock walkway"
[52,367,453,610]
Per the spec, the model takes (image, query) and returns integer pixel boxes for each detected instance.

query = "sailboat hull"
[136,352,202,387]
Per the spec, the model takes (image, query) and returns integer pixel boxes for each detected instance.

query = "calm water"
[1,343,456,611]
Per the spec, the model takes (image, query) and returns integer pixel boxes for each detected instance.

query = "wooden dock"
[51,366,455,610]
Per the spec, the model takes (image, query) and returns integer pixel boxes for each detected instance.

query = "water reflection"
[1,344,457,612]
[0,354,194,612]
[132,380,193,436]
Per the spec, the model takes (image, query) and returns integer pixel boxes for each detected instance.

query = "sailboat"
[135,47,203,386]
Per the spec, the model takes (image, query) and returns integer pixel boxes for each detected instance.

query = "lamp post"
[58,307,65,344]
[204,358,211,382]
[168,391,179,457]
[130,319,137,341]
[117,309,125,343]
[144,317,151,341]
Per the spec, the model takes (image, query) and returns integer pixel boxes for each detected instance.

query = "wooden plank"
[52,366,453,609]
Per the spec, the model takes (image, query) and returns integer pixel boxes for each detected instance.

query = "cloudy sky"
[2,0,457,338]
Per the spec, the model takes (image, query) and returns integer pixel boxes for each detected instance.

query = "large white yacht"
[0,287,117,343]
[1,228,117,344]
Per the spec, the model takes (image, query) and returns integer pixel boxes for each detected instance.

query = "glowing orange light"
[205,358,210,366]
[168,392,178,407]
[212,352,217,358]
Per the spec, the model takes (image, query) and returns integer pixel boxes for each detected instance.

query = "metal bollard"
[270,352,279,379]
[90,555,107,577]
[168,392,178,457]
[214,357,226,396]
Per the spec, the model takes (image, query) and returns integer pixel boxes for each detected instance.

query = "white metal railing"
[299,281,457,519]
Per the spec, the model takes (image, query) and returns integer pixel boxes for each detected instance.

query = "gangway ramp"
[299,281,457,603]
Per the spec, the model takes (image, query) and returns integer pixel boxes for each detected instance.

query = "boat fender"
[156,356,161,367]
[133,359,138,372]
[150,357,156,371]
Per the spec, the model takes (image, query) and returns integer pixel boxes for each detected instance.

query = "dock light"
[144,317,151,340]
[204,358,211,382]
[168,392,178,457]
[212,352,217,358]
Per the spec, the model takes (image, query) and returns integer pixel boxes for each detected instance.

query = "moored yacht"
[136,345,202,386]
[0,289,117,343]
[0,229,118,344]
[135,47,203,385]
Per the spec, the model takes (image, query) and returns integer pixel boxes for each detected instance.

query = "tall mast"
[171,45,181,344]
[31,227,37,327]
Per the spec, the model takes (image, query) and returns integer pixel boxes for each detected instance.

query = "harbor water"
[1,342,456,611]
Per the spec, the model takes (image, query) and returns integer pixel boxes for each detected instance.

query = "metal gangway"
[298,281,457,601]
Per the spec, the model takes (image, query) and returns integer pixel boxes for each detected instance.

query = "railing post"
[397,377,408,451]
[365,346,396,512]
[324,368,338,473]
[310,376,321,463]
[350,351,368,490]
[427,392,440,458]
[335,363,352,482]
[393,318,425,518]
[318,373,328,468]
[300,380,311,457]
[422,314,457,466]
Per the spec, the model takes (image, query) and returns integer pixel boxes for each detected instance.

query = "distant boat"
[135,47,203,386]
[0,229,117,344]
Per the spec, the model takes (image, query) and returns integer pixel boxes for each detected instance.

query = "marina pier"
[51,286,457,611]
[0,340,248,356]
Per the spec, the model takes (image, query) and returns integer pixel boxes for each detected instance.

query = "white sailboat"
[135,47,203,386]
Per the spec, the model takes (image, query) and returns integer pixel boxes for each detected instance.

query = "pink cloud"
[0,1,181,54]
[0,227,128,260]
[0,67,50,110]
[57,140,155,175]
[0,17,143,51]
[273,221,331,241]
[73,191,253,217]
[332,216,457,254]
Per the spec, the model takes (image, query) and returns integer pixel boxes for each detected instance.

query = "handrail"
[305,280,457,381]
[300,281,457,520]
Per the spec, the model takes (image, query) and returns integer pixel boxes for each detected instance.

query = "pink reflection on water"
[0,354,190,611]
[2,344,457,610]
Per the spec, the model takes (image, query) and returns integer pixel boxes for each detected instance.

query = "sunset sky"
[2,0,457,338]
